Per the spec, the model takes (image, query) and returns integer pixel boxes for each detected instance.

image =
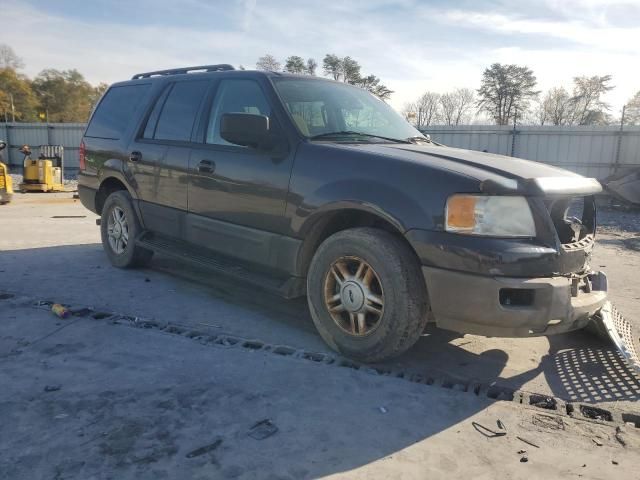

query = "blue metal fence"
[1,123,639,179]
[0,123,85,174]
[424,125,640,179]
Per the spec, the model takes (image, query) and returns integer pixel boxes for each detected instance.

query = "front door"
[187,78,294,265]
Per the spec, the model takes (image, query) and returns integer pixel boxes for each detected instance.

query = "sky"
[2,0,639,117]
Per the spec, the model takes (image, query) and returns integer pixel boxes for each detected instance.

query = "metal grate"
[599,302,640,375]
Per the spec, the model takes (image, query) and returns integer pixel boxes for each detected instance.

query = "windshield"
[272,78,424,142]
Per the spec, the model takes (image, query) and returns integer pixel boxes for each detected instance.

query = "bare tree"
[477,63,539,125]
[406,92,440,129]
[0,44,24,70]
[403,102,418,124]
[548,87,572,125]
[535,87,572,125]
[256,54,281,72]
[625,90,640,126]
[569,75,613,125]
[440,88,475,125]
[306,58,317,76]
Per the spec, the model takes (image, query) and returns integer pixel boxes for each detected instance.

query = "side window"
[85,84,150,139]
[142,86,171,139]
[206,80,272,145]
[152,80,209,142]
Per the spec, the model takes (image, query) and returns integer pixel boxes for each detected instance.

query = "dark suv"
[78,64,607,362]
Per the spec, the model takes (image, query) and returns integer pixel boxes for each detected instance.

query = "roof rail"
[132,64,235,80]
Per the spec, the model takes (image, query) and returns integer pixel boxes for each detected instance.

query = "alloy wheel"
[323,256,385,336]
[106,206,129,255]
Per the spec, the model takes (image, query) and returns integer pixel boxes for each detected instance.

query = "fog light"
[499,288,534,307]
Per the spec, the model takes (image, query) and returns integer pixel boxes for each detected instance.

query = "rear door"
[128,78,212,239]
[80,82,151,194]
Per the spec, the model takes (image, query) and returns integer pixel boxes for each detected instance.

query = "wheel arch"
[95,176,133,215]
[296,203,420,277]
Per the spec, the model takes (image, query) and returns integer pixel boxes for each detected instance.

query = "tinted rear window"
[153,80,210,142]
[85,84,150,139]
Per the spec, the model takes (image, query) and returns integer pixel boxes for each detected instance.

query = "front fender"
[293,179,431,236]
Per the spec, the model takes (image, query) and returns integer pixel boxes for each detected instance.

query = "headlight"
[445,195,536,237]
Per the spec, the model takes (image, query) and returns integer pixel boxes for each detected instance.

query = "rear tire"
[100,190,153,268]
[307,227,429,363]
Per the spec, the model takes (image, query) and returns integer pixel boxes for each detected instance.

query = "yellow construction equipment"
[0,140,13,204]
[19,144,66,193]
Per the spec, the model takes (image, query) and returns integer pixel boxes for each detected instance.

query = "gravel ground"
[597,205,640,236]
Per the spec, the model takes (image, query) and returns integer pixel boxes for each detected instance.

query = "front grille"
[545,196,596,246]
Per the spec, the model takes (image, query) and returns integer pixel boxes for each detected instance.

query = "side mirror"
[220,113,270,149]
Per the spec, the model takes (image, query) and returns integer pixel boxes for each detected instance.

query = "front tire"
[100,190,153,268]
[307,227,429,363]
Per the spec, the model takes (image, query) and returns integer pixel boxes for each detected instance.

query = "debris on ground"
[529,395,556,410]
[592,438,604,447]
[517,449,527,454]
[615,426,627,447]
[532,413,565,431]
[248,419,278,440]
[43,385,61,392]
[516,436,540,448]
[472,421,506,438]
[497,419,506,431]
[185,438,223,458]
[520,455,529,463]
[51,304,70,319]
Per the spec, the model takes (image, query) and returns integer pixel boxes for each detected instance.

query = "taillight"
[79,141,86,170]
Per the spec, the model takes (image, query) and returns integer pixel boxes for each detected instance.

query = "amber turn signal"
[446,195,477,231]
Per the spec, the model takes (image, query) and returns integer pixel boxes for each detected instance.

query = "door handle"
[129,151,142,162]
[198,159,215,174]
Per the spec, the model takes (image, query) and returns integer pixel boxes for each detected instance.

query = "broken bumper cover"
[422,266,608,337]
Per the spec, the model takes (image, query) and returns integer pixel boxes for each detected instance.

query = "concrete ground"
[1,191,639,479]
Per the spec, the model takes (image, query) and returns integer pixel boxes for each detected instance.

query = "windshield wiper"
[406,135,445,146]
[406,135,430,144]
[309,131,410,143]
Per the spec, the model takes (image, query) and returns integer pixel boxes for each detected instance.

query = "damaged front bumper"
[423,266,608,337]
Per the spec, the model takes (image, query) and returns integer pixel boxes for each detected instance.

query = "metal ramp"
[598,302,640,375]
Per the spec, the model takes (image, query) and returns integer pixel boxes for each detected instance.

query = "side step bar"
[136,233,305,299]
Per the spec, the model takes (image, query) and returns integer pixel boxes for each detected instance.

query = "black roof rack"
[132,64,235,80]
